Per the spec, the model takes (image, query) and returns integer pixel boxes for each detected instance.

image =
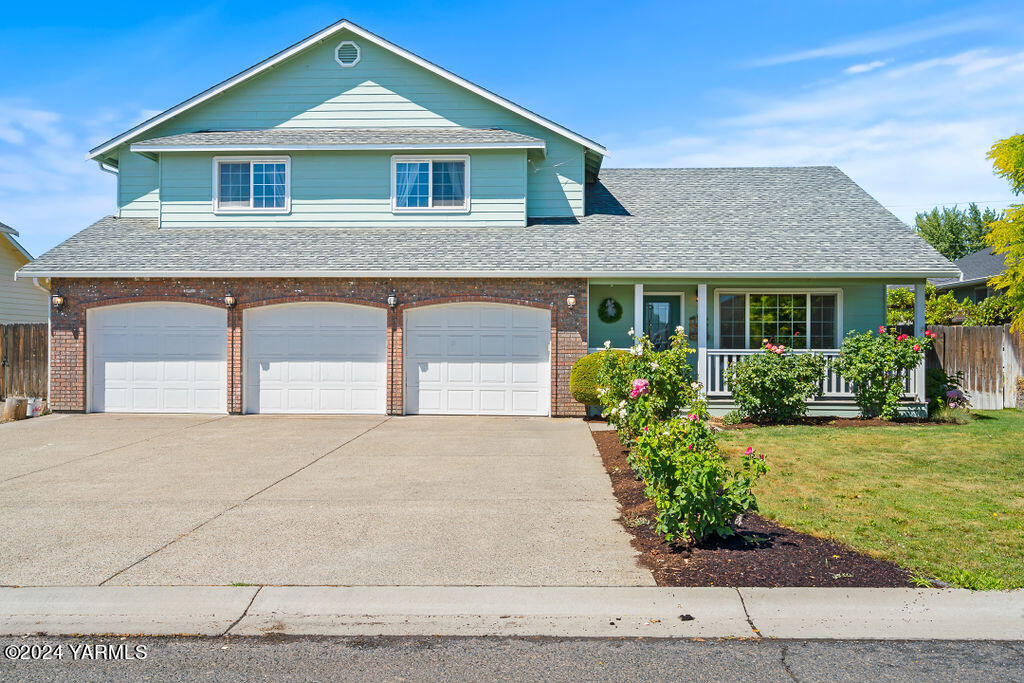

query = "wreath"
[597,297,623,324]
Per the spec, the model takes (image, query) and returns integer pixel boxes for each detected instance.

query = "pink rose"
[629,378,650,398]
[688,413,699,421]
[896,334,908,342]
[913,344,920,351]
[879,326,886,334]
[745,446,754,455]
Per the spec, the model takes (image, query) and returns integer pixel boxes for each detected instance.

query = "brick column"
[227,306,243,414]
[386,306,404,415]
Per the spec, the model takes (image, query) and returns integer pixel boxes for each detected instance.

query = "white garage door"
[405,303,550,415]
[88,303,227,413]
[243,303,386,414]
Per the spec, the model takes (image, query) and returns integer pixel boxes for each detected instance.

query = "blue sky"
[2,1,1023,256]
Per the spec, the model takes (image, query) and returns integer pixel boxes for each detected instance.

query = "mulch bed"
[591,429,915,587]
[716,416,943,430]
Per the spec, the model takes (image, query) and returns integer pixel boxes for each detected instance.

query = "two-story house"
[20,19,957,417]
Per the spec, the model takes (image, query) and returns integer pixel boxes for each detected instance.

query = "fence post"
[697,283,707,390]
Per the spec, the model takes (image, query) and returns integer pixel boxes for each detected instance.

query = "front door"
[643,295,680,351]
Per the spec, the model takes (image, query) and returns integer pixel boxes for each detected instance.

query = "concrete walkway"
[0,414,650,586]
[1,586,1022,640]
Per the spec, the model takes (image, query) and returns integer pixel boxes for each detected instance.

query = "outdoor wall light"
[387,289,398,308]
[50,293,64,308]
[566,292,577,309]
[224,293,236,308]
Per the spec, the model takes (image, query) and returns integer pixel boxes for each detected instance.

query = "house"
[18,19,957,417]
[1,222,49,324]
[931,247,1006,303]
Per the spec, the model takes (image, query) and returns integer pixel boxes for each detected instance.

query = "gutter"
[16,268,963,280]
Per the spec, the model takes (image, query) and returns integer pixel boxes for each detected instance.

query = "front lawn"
[719,410,1024,589]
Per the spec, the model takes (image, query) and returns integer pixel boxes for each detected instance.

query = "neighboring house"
[19,19,956,417]
[931,247,1006,303]
[1,222,49,323]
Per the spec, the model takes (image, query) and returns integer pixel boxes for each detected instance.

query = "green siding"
[590,279,891,349]
[159,150,526,228]
[118,28,586,222]
[118,151,159,218]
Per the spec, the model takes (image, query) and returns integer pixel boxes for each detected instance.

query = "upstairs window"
[717,291,840,350]
[213,157,290,213]
[392,156,469,212]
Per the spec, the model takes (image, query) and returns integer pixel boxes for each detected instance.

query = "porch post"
[697,283,708,390]
[633,283,643,339]
[914,282,927,403]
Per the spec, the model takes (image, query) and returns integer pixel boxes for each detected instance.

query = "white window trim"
[390,155,470,213]
[212,156,291,214]
[712,288,844,350]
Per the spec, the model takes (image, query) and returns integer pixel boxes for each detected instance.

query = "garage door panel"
[244,303,386,414]
[405,303,550,416]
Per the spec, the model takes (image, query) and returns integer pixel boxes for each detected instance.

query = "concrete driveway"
[0,414,653,587]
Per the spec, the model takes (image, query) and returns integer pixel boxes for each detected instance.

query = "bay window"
[716,291,840,350]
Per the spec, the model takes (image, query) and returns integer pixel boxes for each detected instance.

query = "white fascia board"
[130,141,546,153]
[88,19,606,161]
[20,268,963,280]
[934,275,993,289]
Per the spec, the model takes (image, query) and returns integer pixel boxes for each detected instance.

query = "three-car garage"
[86,301,552,416]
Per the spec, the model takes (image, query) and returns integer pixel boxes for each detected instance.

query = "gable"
[89,20,605,160]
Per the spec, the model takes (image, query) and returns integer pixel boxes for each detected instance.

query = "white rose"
[676,325,684,333]
[650,362,659,370]
[603,340,611,349]
[628,327,635,337]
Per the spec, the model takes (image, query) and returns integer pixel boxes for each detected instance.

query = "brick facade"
[49,277,588,416]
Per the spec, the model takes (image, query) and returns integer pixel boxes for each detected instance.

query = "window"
[392,156,469,212]
[717,292,839,350]
[213,157,290,213]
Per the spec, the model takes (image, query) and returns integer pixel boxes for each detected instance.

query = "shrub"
[721,409,745,425]
[596,329,697,441]
[886,286,916,326]
[964,294,1016,326]
[570,350,626,406]
[633,398,768,543]
[926,367,970,414]
[926,292,974,325]
[724,341,826,423]
[831,326,934,420]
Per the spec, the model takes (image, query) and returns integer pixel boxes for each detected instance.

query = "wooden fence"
[927,324,1023,410]
[0,323,48,400]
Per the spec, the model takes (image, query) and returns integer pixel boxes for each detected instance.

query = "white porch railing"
[704,349,920,400]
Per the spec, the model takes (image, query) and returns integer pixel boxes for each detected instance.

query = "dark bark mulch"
[592,429,914,587]
[716,415,943,430]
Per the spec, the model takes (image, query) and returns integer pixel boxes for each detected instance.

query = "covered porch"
[587,279,929,417]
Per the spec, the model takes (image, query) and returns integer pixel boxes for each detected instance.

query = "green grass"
[719,410,1024,589]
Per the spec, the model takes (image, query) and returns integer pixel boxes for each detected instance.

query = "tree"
[915,203,1001,261]
[985,134,1024,332]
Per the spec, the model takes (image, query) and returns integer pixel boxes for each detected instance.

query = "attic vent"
[335,41,361,67]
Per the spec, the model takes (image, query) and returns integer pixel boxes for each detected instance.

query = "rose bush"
[724,340,827,423]
[595,329,768,544]
[831,327,934,420]
[634,398,768,543]
[596,328,698,442]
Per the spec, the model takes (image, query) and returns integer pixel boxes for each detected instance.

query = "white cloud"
[0,101,155,256]
[609,48,1024,224]
[843,60,890,75]
[751,12,1000,67]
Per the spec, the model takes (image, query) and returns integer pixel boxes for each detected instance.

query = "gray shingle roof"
[932,247,1005,288]
[131,128,545,150]
[22,166,958,278]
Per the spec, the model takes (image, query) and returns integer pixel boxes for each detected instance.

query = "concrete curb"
[0,587,260,636]
[0,586,1021,640]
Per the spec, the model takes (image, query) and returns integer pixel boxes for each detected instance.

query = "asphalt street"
[1,636,1022,682]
